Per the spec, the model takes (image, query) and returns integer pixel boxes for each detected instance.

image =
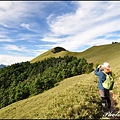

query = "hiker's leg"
[101,97,107,108]
[99,90,105,97]
[99,90,107,111]
[104,89,111,109]
[106,97,111,109]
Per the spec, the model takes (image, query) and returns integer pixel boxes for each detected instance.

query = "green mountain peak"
[51,46,67,53]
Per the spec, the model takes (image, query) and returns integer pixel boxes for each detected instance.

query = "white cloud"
[17,33,39,42]
[20,22,42,33]
[41,35,65,43]
[0,1,49,23]
[0,54,33,65]
[21,23,30,30]
[0,1,120,65]
[0,39,13,42]
[3,44,29,52]
[44,1,120,51]
[0,1,26,22]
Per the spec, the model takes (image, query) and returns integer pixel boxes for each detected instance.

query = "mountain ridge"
[30,43,120,72]
[30,46,69,63]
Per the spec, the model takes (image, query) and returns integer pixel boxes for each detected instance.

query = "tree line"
[0,56,93,109]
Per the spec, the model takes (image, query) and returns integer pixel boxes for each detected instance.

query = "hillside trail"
[101,91,120,119]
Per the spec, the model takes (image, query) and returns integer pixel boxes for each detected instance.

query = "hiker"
[94,62,112,112]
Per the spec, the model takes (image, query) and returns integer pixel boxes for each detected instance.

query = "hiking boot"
[102,104,108,112]
[107,104,111,109]
[102,107,108,112]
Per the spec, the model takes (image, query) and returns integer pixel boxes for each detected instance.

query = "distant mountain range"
[0,64,6,68]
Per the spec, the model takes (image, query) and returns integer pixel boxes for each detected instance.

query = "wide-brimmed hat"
[102,62,111,70]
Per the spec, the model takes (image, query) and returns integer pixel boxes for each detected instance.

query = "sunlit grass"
[30,43,120,72]
[0,72,103,119]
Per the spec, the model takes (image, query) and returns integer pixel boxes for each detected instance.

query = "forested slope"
[0,56,93,109]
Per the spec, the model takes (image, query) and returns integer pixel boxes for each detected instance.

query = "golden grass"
[30,49,70,63]
[0,72,102,119]
[30,43,120,71]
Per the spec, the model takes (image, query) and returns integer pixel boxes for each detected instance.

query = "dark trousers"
[99,89,111,109]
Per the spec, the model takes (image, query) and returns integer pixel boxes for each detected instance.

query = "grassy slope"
[0,72,102,119]
[0,43,120,119]
[30,48,70,63]
[31,43,120,73]
[74,43,120,72]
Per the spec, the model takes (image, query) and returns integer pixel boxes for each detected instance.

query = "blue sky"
[0,1,120,65]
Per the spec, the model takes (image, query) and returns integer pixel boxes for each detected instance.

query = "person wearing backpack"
[94,62,114,112]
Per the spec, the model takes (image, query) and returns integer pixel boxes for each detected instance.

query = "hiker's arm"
[94,68,102,76]
[94,68,106,82]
